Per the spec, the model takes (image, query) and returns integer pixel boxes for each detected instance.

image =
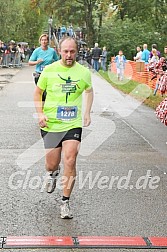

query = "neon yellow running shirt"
[37,61,92,132]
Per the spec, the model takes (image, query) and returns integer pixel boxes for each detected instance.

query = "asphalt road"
[0,64,167,252]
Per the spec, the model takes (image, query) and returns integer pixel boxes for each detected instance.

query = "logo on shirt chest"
[58,74,80,103]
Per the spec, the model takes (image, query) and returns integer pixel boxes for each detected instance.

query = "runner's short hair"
[39,34,49,43]
[59,37,78,50]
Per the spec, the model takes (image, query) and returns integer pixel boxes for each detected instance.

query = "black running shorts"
[41,127,82,149]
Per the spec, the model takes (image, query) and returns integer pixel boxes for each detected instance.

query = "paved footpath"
[0,65,166,252]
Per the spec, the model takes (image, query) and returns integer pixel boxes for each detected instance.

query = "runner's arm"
[34,86,48,128]
[84,87,93,127]
[28,58,43,66]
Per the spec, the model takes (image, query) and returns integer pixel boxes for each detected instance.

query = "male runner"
[34,37,93,219]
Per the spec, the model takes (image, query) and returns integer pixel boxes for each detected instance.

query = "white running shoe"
[45,166,60,193]
[60,200,73,219]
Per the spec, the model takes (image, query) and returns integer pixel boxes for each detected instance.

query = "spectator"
[156,97,167,126]
[17,44,25,62]
[114,50,127,81]
[148,49,159,64]
[75,27,81,39]
[61,25,66,38]
[54,25,57,37]
[77,45,86,64]
[134,46,142,62]
[148,50,160,96]
[141,44,150,64]
[164,46,167,59]
[91,42,102,72]
[0,40,3,65]
[9,41,17,64]
[149,44,161,59]
[57,27,61,41]
[85,47,92,67]
[51,26,54,40]
[48,16,53,26]
[66,26,70,36]
[29,45,36,58]
[101,46,108,71]
[68,25,74,37]
[152,56,167,96]
[2,42,9,66]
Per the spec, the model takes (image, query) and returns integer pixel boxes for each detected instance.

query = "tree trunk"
[98,12,103,43]
[85,3,95,47]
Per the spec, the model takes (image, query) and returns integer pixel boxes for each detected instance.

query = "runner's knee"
[64,155,77,168]
[45,160,59,171]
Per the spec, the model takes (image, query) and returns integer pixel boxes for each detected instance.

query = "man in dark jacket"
[92,42,102,71]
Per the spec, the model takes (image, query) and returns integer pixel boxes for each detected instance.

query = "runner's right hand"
[38,113,48,128]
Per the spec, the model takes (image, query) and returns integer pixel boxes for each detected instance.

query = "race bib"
[57,106,78,120]
[40,65,45,71]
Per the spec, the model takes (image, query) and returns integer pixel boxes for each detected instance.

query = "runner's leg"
[45,147,61,172]
[44,147,62,193]
[62,140,80,197]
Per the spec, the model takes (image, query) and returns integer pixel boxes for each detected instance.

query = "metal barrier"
[0,52,22,68]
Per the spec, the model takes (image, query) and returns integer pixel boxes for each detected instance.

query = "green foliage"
[0,0,47,45]
[0,0,166,53]
[43,0,97,46]
[100,15,166,59]
[44,0,85,26]
[0,0,24,42]
[111,0,153,21]
[42,0,112,46]
[19,2,46,46]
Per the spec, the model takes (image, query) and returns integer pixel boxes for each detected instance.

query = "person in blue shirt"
[29,33,59,101]
[141,44,150,64]
[60,25,67,38]
[114,50,126,81]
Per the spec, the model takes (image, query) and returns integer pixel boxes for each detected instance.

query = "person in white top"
[134,46,142,62]
[148,49,159,63]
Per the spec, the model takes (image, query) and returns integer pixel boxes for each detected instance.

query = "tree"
[0,0,166,53]
[20,6,45,45]
[94,0,112,42]
[110,0,152,21]
[100,17,156,59]
[42,0,112,46]
[99,0,167,59]
[0,0,47,45]
[0,0,25,42]
[42,0,95,45]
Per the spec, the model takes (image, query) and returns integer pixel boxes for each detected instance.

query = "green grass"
[99,70,164,109]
